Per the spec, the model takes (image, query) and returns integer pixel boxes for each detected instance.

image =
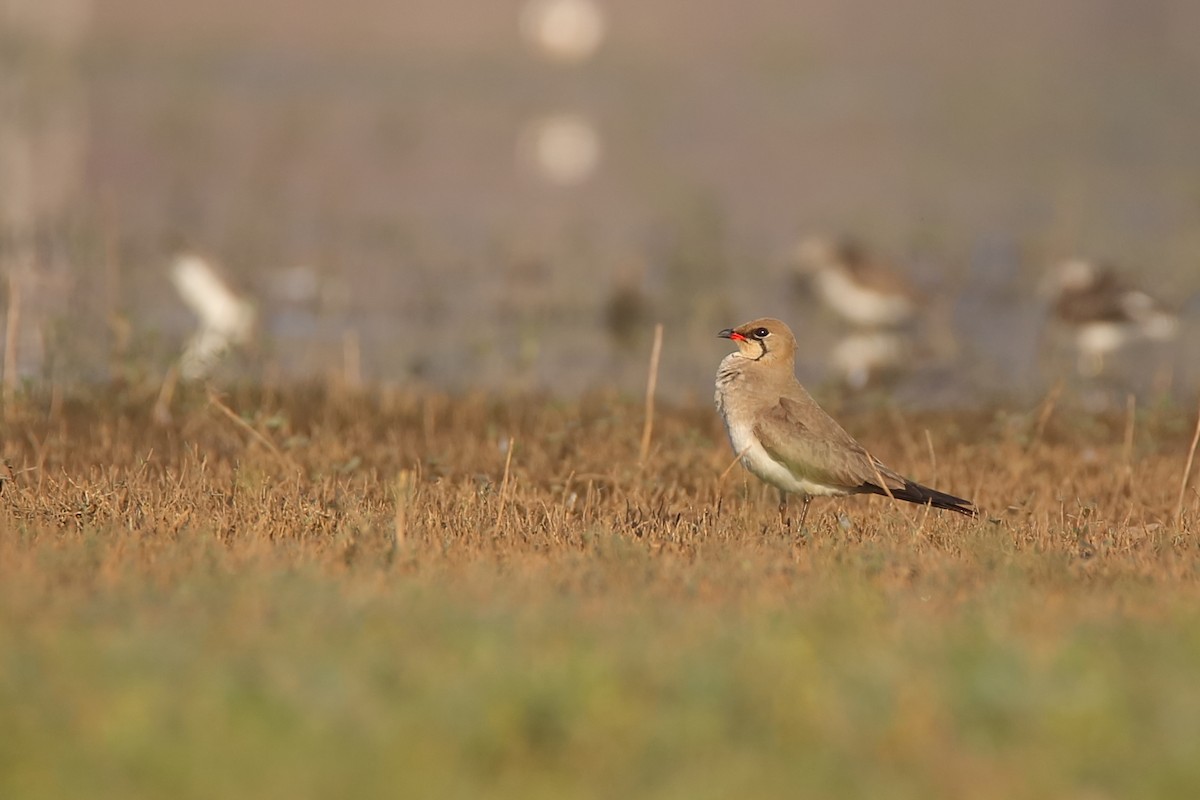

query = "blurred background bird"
[170,252,256,380]
[1042,258,1179,377]
[792,236,924,389]
[793,236,919,329]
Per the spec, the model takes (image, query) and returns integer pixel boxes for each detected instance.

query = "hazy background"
[4,0,1199,404]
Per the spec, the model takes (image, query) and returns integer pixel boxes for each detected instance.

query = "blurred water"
[3,0,1198,405]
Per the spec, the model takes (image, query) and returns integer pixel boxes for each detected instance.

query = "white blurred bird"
[170,253,255,380]
[829,330,910,390]
[793,237,918,329]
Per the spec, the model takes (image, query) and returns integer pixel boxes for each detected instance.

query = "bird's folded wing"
[754,396,899,490]
[1057,274,1135,323]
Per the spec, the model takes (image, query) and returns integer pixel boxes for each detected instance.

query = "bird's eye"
[753,327,770,339]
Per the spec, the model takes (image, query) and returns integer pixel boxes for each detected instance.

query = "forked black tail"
[864,479,977,517]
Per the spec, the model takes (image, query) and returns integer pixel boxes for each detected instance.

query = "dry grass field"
[2,382,1200,798]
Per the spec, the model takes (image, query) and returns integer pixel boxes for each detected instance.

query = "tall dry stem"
[3,270,21,416]
[495,437,515,530]
[394,469,414,549]
[639,323,664,466]
[1175,396,1200,526]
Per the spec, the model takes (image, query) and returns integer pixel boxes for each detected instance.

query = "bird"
[714,317,976,528]
[1043,259,1178,376]
[603,260,651,351]
[793,237,918,329]
[170,252,256,380]
[828,329,910,391]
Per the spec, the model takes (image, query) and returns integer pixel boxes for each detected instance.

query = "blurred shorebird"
[715,317,976,528]
[170,253,255,380]
[792,236,924,387]
[1043,259,1178,376]
[793,237,918,329]
[829,330,911,391]
[603,261,651,350]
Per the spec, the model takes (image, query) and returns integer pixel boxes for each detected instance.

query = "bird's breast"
[714,355,743,411]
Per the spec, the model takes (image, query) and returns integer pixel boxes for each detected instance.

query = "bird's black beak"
[719,328,746,341]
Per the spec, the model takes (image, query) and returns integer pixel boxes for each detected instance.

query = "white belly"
[723,414,848,498]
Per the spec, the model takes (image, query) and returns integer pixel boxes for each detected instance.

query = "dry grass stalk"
[3,270,20,416]
[153,365,180,426]
[1120,393,1136,494]
[495,436,515,530]
[207,387,285,461]
[1029,379,1064,450]
[718,446,749,486]
[924,428,938,486]
[869,459,897,502]
[343,328,362,389]
[1176,396,1200,526]
[394,469,414,549]
[639,322,664,465]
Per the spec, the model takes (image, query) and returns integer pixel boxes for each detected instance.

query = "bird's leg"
[797,496,812,532]
[778,491,789,534]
